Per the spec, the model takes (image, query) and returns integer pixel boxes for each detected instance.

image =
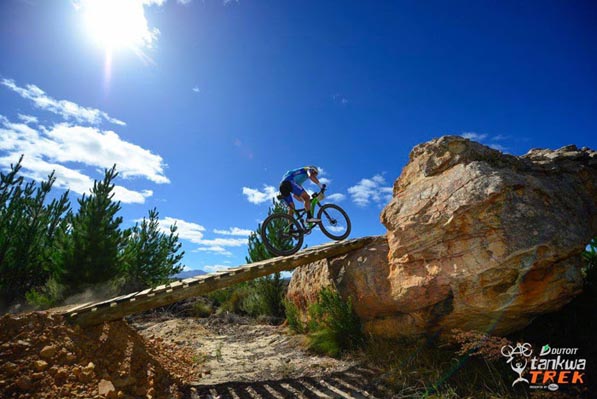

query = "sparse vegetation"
[364,336,516,399]
[284,286,363,357]
[192,300,214,318]
[306,287,364,357]
[201,199,290,321]
[283,298,304,334]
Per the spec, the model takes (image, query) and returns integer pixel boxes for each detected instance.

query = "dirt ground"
[130,312,359,386]
[0,309,364,399]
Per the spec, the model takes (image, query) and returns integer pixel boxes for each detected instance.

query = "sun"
[79,0,157,52]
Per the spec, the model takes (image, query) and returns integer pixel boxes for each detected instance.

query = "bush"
[305,287,364,357]
[25,277,66,309]
[192,301,214,318]
[207,275,287,319]
[283,299,305,334]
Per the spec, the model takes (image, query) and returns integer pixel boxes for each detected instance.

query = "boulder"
[286,236,389,321]
[288,136,597,338]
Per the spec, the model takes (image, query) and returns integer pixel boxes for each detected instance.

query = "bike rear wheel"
[317,204,351,240]
[260,213,304,256]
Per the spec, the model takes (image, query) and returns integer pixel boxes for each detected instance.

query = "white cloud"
[1,79,125,126]
[489,143,507,151]
[459,132,510,153]
[326,193,346,202]
[348,174,393,207]
[0,78,169,203]
[331,93,348,105]
[195,247,233,256]
[45,124,169,183]
[242,185,277,204]
[158,217,247,255]
[192,86,200,93]
[197,237,247,247]
[202,264,231,273]
[194,237,247,255]
[213,227,252,236]
[0,116,169,202]
[17,114,38,125]
[158,217,206,243]
[326,225,346,233]
[113,186,153,204]
[0,151,154,204]
[461,132,488,141]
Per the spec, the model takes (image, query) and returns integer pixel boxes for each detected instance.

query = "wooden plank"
[64,236,378,326]
[65,302,94,313]
[135,288,153,297]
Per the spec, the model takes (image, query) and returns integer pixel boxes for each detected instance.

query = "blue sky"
[1,0,596,273]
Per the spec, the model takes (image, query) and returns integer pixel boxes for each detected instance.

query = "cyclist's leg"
[289,182,311,217]
[299,191,312,215]
[286,199,295,217]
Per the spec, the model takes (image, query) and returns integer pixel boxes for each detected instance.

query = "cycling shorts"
[279,179,305,206]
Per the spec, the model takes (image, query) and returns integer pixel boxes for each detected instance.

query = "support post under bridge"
[62,236,376,327]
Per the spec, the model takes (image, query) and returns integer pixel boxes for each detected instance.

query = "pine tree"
[60,165,126,293]
[243,199,288,317]
[121,208,185,292]
[0,156,70,305]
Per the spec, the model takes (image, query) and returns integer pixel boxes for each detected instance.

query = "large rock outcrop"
[288,136,597,337]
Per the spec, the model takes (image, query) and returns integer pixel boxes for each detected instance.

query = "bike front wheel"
[317,204,351,240]
[260,213,304,256]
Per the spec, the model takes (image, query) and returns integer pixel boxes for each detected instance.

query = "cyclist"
[279,165,326,223]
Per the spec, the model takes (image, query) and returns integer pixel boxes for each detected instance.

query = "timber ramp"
[63,236,376,327]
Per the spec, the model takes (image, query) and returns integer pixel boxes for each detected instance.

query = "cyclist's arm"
[308,173,323,188]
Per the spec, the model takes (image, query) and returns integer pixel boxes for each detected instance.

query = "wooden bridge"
[63,236,376,327]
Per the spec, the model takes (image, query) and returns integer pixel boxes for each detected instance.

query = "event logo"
[501,343,533,386]
[501,342,587,391]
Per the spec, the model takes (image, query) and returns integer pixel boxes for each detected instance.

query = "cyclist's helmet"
[306,165,319,175]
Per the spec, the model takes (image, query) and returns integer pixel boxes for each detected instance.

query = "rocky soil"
[0,310,360,399]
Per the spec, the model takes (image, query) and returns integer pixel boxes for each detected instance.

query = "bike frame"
[291,194,323,233]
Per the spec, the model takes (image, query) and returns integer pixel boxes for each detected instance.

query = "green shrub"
[192,301,213,318]
[216,285,250,315]
[306,287,364,357]
[25,277,66,309]
[207,275,287,319]
[283,299,305,333]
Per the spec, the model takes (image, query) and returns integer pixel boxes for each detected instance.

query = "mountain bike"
[260,187,351,256]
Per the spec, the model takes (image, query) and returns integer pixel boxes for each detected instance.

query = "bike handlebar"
[312,186,327,199]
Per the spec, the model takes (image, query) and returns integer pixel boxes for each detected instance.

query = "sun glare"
[80,0,157,52]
